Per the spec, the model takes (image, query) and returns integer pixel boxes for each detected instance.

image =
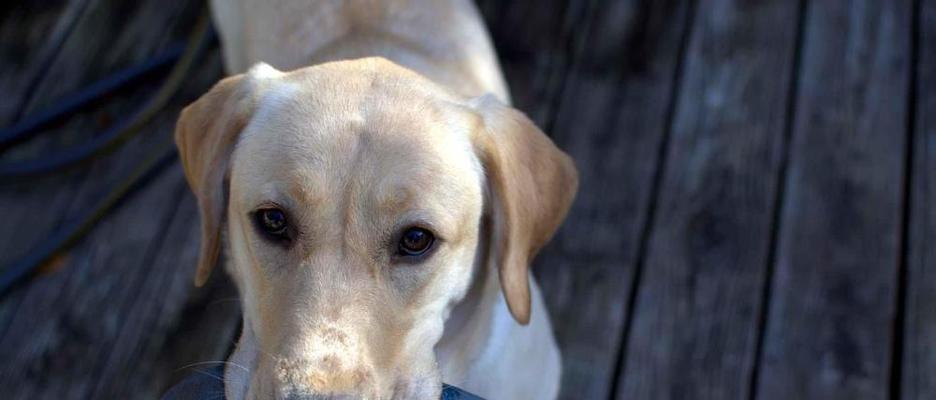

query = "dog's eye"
[398,227,434,256]
[254,208,289,239]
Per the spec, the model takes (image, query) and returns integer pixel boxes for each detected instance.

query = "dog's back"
[210,0,509,102]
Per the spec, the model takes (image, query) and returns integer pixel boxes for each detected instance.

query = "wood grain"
[530,0,691,399]
[476,0,589,129]
[0,0,87,125]
[90,187,241,399]
[755,1,912,399]
[0,0,927,398]
[617,0,801,398]
[0,0,235,398]
[900,0,935,398]
[0,0,202,254]
[0,0,204,340]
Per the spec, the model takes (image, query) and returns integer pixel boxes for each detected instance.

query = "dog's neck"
[434,211,495,375]
[433,241,561,398]
[215,0,510,102]
[308,32,496,102]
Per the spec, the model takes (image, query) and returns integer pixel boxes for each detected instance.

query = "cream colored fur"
[174,1,577,398]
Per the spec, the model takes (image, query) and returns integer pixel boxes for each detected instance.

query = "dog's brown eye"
[255,208,288,238]
[398,227,434,256]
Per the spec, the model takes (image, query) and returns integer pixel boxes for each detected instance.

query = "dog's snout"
[281,395,352,400]
[278,391,359,400]
[267,327,379,399]
[275,357,373,389]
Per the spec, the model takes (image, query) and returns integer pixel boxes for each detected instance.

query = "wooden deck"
[0,0,932,399]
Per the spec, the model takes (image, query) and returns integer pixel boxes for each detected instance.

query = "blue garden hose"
[0,42,186,151]
[0,14,213,178]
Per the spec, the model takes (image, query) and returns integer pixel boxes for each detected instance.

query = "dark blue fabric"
[162,366,485,399]
[440,383,484,400]
[161,366,227,400]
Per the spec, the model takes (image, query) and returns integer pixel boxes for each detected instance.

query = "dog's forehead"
[231,64,483,211]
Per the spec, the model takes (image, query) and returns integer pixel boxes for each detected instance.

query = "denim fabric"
[161,366,226,400]
[440,383,484,400]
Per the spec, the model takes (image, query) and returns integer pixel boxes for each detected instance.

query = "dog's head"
[175,58,576,399]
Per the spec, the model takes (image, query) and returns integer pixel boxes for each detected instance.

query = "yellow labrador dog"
[175,1,577,398]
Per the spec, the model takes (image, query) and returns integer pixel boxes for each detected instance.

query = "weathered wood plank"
[0,1,234,398]
[0,0,88,124]
[528,0,691,399]
[89,181,241,399]
[0,0,203,345]
[0,0,202,265]
[0,44,223,395]
[617,0,801,398]
[755,1,912,399]
[0,147,187,400]
[0,86,227,400]
[476,0,589,129]
[0,2,92,334]
[900,0,935,398]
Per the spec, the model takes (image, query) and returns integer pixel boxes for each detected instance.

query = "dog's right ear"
[174,63,281,286]
[469,95,578,325]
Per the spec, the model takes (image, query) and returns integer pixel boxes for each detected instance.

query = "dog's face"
[175,58,576,399]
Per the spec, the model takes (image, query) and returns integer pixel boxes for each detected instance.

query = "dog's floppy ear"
[470,95,578,325]
[175,63,280,286]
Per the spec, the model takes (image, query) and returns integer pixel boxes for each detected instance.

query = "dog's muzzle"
[161,365,485,400]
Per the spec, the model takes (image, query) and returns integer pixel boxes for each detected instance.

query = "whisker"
[191,368,225,383]
[175,360,250,373]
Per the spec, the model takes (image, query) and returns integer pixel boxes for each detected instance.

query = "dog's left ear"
[175,63,280,287]
[470,95,578,325]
